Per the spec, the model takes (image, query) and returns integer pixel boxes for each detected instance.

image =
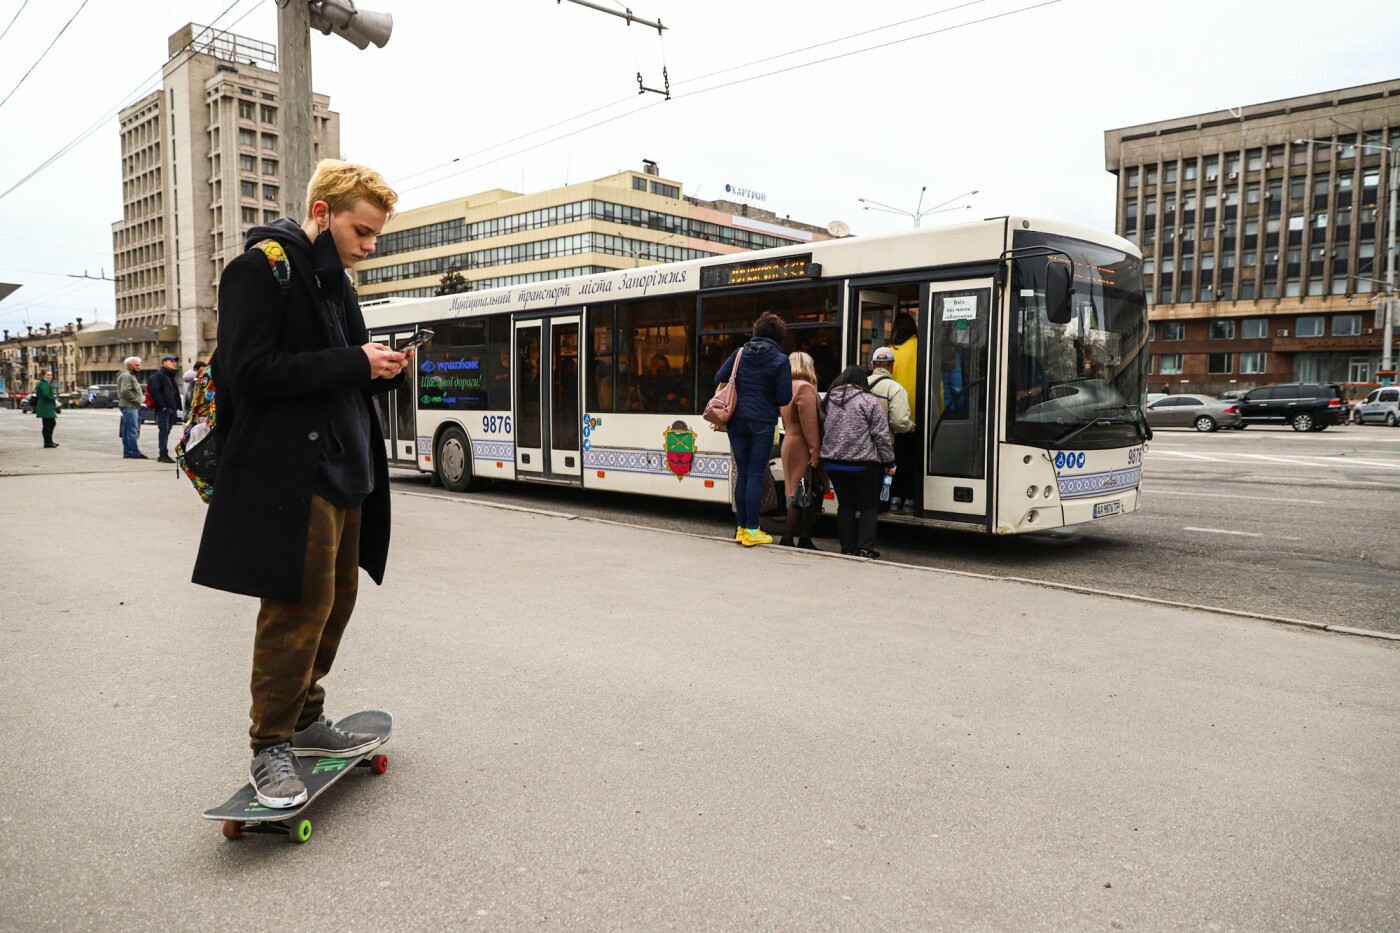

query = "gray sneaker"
[249,743,308,808]
[291,714,380,758]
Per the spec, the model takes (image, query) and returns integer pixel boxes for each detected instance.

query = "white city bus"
[362,216,1148,535]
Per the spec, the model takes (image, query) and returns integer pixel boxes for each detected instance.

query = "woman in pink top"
[779,351,826,549]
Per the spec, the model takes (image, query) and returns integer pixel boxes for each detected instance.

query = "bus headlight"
[1043,485,1054,498]
[1026,485,1038,498]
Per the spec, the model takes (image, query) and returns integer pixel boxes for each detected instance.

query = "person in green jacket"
[34,369,59,448]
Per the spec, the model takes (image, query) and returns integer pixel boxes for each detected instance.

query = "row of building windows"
[1145,274,1377,305]
[373,199,805,259]
[234,129,279,150]
[235,154,279,175]
[370,266,616,300]
[1126,170,1382,224]
[1151,352,1267,375]
[1124,134,1399,188]
[236,180,279,201]
[1151,314,1367,342]
[235,100,278,123]
[359,233,717,285]
[629,176,680,198]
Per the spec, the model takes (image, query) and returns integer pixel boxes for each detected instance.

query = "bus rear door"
[923,280,994,527]
[513,314,582,482]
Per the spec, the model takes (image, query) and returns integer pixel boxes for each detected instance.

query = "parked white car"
[1351,387,1400,426]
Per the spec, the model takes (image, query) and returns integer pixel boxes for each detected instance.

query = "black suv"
[1235,382,1348,432]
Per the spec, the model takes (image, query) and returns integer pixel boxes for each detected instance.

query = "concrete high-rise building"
[354,163,833,301]
[1105,79,1399,395]
[103,23,340,376]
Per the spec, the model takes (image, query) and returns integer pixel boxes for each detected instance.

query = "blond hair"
[305,159,397,218]
[789,350,817,385]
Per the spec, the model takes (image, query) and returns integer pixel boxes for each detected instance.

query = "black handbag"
[794,467,817,511]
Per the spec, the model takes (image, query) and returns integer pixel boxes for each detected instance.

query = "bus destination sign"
[700,254,819,289]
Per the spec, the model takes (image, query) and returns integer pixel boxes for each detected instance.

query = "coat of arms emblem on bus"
[663,421,697,480]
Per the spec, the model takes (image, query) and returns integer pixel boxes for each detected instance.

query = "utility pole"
[278,0,314,224]
[1380,142,1398,386]
[275,0,393,222]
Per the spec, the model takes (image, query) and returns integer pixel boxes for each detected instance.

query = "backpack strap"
[251,238,292,294]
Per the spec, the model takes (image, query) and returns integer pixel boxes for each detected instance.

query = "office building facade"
[105,23,339,376]
[355,164,832,301]
[1105,78,1398,395]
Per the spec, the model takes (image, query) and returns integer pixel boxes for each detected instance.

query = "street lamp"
[1295,124,1398,386]
[857,187,978,228]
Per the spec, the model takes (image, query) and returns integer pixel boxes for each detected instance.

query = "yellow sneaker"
[740,527,773,547]
[734,526,745,543]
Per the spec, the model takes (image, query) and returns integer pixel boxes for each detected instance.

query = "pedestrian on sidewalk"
[116,357,146,459]
[779,350,825,549]
[192,159,409,810]
[147,355,183,464]
[820,366,896,558]
[713,312,793,547]
[866,345,915,513]
[34,369,59,448]
[183,360,206,412]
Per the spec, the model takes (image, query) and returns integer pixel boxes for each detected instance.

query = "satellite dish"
[827,220,851,238]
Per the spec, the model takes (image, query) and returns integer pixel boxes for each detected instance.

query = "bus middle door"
[923,280,993,527]
[513,315,582,482]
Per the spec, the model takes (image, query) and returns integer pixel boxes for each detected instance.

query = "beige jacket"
[868,369,915,434]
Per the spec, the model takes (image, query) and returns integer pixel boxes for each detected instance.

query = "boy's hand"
[362,342,406,378]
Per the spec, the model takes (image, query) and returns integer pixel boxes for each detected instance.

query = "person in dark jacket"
[192,159,408,809]
[713,312,793,546]
[820,366,896,558]
[34,369,59,447]
[147,355,183,463]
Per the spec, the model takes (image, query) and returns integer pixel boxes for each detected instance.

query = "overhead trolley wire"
[0,0,93,112]
[0,0,257,201]
[0,0,31,43]
[401,0,1060,197]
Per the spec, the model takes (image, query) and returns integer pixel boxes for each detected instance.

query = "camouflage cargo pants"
[248,494,361,751]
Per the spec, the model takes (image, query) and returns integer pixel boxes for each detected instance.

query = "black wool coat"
[192,233,402,602]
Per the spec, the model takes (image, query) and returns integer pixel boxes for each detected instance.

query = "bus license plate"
[1093,500,1122,519]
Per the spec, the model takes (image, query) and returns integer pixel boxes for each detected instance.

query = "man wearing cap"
[867,346,916,511]
[148,354,184,464]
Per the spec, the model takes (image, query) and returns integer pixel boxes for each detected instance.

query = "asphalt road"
[10,408,1399,634]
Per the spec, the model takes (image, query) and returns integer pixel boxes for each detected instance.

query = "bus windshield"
[1008,231,1147,450]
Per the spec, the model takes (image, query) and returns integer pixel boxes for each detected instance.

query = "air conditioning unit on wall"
[1277,329,1290,337]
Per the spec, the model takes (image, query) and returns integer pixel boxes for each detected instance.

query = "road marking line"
[1231,453,1319,465]
[1148,451,1230,461]
[1183,526,1301,540]
[1151,490,1324,505]
[1309,456,1400,469]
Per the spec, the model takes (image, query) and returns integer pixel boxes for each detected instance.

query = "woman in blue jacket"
[713,312,792,546]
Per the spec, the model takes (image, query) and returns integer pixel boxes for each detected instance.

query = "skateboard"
[202,709,393,844]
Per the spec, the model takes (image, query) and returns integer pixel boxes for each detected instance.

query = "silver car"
[1351,387,1400,426]
[1144,394,1243,432]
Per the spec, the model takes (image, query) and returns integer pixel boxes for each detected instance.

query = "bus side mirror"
[1046,262,1074,324]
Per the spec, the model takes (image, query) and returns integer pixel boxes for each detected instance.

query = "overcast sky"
[0,0,1396,329]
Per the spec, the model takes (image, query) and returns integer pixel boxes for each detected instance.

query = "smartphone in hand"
[399,328,434,353]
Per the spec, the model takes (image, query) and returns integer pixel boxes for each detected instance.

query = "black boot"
[797,537,819,550]
[779,536,794,546]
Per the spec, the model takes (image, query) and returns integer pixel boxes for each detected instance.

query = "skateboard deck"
[203,709,393,843]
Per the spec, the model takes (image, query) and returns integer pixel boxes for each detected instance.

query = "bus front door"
[922,280,993,527]
[513,315,582,482]
[371,329,418,466]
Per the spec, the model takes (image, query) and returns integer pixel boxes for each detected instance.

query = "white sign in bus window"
[941,295,979,321]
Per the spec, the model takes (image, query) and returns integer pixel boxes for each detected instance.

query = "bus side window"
[588,305,616,412]
[616,297,695,414]
[486,315,511,410]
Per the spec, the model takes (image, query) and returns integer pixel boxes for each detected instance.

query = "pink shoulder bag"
[702,348,742,431]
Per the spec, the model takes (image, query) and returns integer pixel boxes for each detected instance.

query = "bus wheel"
[436,426,478,492]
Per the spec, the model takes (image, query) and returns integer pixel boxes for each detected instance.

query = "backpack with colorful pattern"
[175,239,291,503]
